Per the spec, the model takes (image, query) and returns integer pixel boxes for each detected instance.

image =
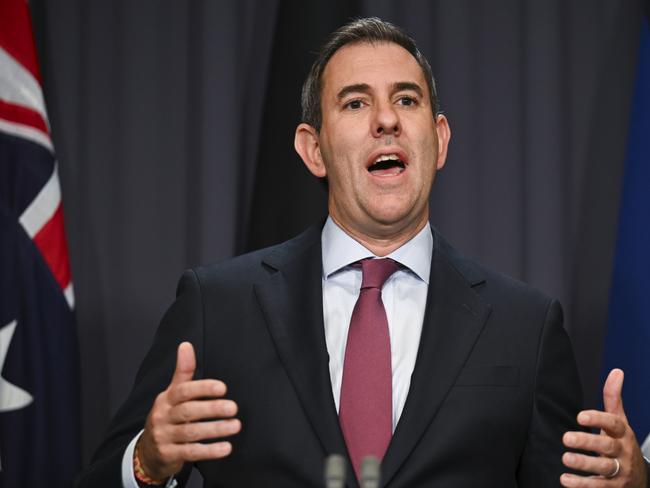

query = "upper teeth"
[375,154,400,163]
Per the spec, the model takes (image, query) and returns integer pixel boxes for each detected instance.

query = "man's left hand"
[561,368,648,487]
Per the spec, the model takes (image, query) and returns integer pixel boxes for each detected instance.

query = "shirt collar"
[321,216,432,284]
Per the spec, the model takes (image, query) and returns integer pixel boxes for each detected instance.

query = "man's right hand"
[136,341,241,480]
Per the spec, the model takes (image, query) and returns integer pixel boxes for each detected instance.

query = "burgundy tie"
[339,258,399,479]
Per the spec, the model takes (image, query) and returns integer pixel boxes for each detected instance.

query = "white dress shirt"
[321,217,431,431]
[122,217,432,486]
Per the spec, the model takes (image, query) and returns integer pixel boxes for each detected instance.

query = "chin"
[370,198,431,234]
[365,196,419,223]
[367,208,417,229]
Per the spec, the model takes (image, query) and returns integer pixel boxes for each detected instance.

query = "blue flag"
[0,0,81,485]
[603,16,650,456]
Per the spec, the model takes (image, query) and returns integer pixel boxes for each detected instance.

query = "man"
[77,18,649,487]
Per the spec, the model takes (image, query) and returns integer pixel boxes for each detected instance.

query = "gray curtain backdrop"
[29,0,644,473]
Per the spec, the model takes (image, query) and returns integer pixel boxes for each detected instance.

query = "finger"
[560,472,609,487]
[577,410,626,438]
[563,431,621,457]
[170,342,196,386]
[603,368,625,418]
[171,418,242,443]
[168,379,227,405]
[177,441,234,462]
[169,398,238,423]
[562,451,620,478]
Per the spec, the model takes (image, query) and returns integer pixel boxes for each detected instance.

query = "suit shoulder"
[473,259,553,307]
[185,224,322,289]
[435,230,555,310]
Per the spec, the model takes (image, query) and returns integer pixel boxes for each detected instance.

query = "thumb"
[169,341,196,386]
[603,368,626,418]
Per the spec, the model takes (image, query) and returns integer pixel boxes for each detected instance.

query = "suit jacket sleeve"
[516,300,583,486]
[75,270,204,488]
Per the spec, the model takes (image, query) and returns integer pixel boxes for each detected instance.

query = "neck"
[330,214,428,257]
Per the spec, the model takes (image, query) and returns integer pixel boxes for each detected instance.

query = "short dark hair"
[301,17,440,131]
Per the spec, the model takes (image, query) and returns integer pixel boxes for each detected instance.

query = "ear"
[433,114,451,170]
[294,123,327,178]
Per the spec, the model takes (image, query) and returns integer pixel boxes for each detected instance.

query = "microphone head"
[360,456,381,488]
[324,454,346,488]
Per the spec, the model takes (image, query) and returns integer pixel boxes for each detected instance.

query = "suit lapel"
[381,236,492,486]
[253,227,356,486]
[252,225,491,487]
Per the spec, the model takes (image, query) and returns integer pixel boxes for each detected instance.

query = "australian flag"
[0,0,81,486]
[603,15,650,458]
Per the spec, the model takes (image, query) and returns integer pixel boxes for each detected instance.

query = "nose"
[372,101,401,138]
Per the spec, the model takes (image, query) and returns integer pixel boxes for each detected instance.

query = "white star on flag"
[0,320,33,413]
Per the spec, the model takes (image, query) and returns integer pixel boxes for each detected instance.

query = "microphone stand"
[324,454,381,488]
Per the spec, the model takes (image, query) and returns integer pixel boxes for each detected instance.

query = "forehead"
[321,41,426,95]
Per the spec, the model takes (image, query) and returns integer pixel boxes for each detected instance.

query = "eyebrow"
[336,83,371,101]
[336,81,424,100]
[392,82,424,98]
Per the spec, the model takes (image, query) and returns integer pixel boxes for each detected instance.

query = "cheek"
[325,136,363,180]
[331,131,359,159]
[415,138,438,176]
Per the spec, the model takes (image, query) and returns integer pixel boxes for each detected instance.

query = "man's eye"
[398,96,417,106]
[344,100,363,110]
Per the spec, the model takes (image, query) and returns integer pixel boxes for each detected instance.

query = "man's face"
[300,41,450,242]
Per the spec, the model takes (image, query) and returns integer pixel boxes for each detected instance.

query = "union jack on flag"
[0,0,80,485]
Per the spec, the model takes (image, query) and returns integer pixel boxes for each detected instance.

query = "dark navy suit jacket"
[77,224,582,487]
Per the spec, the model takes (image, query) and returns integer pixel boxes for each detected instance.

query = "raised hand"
[561,369,647,487]
[136,342,241,480]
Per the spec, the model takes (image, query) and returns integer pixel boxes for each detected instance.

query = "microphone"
[360,456,381,488]
[324,454,346,488]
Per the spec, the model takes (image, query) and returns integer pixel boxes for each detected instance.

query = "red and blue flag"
[0,0,80,485]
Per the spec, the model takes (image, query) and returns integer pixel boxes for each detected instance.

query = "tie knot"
[360,258,399,290]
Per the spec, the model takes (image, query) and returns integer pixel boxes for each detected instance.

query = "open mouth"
[367,153,406,176]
